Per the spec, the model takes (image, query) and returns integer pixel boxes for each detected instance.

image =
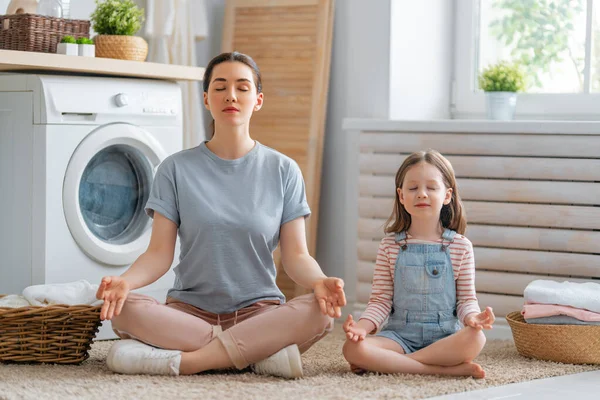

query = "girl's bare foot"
[349,363,367,375]
[447,362,485,379]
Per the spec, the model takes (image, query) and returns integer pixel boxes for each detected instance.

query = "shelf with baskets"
[0,49,204,81]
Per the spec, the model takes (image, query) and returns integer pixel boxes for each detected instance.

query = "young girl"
[96,52,346,378]
[342,149,494,379]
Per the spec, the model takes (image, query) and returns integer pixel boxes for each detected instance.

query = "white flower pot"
[486,92,517,121]
[78,44,95,57]
[56,42,78,56]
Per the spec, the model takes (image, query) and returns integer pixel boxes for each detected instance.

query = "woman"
[97,52,346,378]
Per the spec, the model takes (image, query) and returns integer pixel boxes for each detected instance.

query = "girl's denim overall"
[376,229,461,354]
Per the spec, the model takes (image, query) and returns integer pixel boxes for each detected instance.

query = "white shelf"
[0,49,204,81]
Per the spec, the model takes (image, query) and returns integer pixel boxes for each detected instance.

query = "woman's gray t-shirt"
[144,141,311,314]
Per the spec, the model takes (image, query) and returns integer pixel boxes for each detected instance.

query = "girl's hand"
[313,277,346,318]
[343,315,368,342]
[464,306,495,330]
[96,276,130,321]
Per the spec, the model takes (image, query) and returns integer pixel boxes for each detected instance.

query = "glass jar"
[36,0,63,18]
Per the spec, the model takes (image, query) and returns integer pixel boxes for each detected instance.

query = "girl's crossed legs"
[342,326,487,378]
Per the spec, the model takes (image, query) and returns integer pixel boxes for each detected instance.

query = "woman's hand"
[313,277,346,318]
[464,306,495,330]
[343,315,368,342]
[96,276,130,321]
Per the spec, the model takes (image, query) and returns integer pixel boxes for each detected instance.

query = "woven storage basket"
[0,295,102,364]
[506,311,600,365]
[0,13,90,53]
[94,34,148,61]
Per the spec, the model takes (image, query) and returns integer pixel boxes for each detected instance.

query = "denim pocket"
[439,318,459,334]
[402,261,446,294]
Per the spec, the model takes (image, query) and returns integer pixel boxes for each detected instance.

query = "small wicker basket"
[94,34,148,61]
[0,13,90,53]
[0,295,102,364]
[506,311,600,365]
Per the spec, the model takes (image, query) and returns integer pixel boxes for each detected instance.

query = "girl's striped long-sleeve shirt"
[359,233,481,331]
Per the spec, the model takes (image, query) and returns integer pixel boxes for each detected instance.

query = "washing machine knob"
[115,93,129,107]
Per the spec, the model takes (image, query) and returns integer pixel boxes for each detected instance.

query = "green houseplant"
[478,61,526,120]
[76,37,96,58]
[57,35,78,56]
[90,0,147,61]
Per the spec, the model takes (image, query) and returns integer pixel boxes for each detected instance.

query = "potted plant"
[478,61,526,121]
[77,37,95,57]
[90,0,147,61]
[57,35,78,56]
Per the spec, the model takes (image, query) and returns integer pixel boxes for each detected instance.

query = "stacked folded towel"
[522,280,600,325]
[0,280,103,308]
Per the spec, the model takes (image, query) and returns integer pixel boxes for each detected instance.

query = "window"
[452,0,600,120]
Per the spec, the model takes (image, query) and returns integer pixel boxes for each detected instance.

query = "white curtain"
[145,0,208,149]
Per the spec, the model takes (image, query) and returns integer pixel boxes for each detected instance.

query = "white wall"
[389,0,453,119]
[317,0,392,303]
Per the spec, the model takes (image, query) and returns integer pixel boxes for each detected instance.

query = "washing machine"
[0,73,183,339]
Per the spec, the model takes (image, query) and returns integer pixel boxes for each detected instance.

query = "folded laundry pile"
[0,280,103,308]
[522,280,600,326]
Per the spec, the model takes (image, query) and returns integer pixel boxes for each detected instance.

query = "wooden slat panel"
[476,293,524,318]
[233,0,319,7]
[358,219,600,254]
[476,271,595,296]
[359,132,600,158]
[357,218,387,241]
[360,154,600,182]
[358,197,600,230]
[359,197,394,219]
[475,247,600,279]
[466,201,600,230]
[359,175,600,206]
[357,261,375,282]
[357,240,600,279]
[357,239,380,263]
[357,281,372,305]
[459,179,600,205]
[467,225,600,254]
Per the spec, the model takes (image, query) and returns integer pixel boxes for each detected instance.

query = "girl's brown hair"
[203,52,263,137]
[384,149,467,235]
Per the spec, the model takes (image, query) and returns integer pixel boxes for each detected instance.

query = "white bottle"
[36,0,63,18]
[61,0,70,19]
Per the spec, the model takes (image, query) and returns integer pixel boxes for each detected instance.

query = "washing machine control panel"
[39,76,182,124]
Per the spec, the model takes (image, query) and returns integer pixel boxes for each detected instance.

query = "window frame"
[452,0,600,120]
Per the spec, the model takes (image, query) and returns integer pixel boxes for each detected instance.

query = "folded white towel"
[524,280,600,313]
[22,280,103,306]
[0,294,31,308]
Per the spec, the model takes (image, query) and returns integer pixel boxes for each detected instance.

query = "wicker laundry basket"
[0,13,90,53]
[506,311,600,365]
[0,295,102,364]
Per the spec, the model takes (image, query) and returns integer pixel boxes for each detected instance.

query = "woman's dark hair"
[203,52,262,137]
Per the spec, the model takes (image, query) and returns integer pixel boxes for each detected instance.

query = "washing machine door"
[63,123,167,266]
